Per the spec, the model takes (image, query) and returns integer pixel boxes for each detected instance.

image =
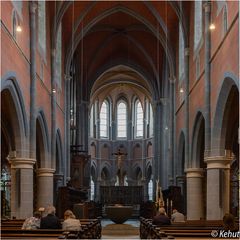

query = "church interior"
[1,0,239,239]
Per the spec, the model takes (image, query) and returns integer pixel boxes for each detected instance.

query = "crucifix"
[112,148,127,186]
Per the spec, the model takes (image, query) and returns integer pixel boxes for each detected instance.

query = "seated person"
[171,209,185,222]
[223,213,239,231]
[22,211,41,229]
[40,205,61,229]
[153,207,171,226]
[62,210,81,231]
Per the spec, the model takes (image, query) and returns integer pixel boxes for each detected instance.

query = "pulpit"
[70,146,91,189]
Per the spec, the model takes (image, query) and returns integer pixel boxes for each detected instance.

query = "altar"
[105,205,133,224]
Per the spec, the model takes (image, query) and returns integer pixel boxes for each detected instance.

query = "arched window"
[117,101,127,138]
[90,105,94,137]
[194,0,202,51]
[179,24,184,80]
[148,179,153,201]
[90,177,94,201]
[38,0,46,56]
[56,24,62,87]
[149,103,153,137]
[135,100,143,138]
[100,101,109,138]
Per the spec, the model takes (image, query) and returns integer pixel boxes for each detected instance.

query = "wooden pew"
[140,217,224,239]
[1,218,101,239]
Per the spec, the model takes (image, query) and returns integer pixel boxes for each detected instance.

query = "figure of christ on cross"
[112,148,127,186]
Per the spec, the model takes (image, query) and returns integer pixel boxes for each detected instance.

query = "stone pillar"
[176,175,186,214]
[204,154,233,220]
[169,77,176,186]
[29,1,37,159]
[184,48,190,167]
[8,156,36,218]
[185,168,204,220]
[176,175,186,195]
[152,101,162,199]
[204,2,211,154]
[51,50,57,170]
[36,168,55,209]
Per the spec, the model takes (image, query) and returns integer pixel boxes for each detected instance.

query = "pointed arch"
[212,74,239,156]
[191,112,205,168]
[177,131,185,175]
[56,129,63,174]
[1,74,29,138]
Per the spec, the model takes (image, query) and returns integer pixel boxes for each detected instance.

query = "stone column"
[169,77,176,186]
[36,168,55,209]
[185,168,204,220]
[51,49,57,170]
[184,48,190,167]
[152,101,162,199]
[204,154,233,220]
[8,156,36,218]
[204,2,211,154]
[29,1,37,159]
[176,175,186,195]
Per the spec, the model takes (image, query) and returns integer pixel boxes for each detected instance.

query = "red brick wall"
[1,1,65,152]
[175,1,239,148]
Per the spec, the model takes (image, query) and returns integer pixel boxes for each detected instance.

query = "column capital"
[204,155,234,169]
[184,48,190,56]
[203,2,211,13]
[8,157,36,169]
[29,1,38,14]
[169,76,176,84]
[176,175,186,183]
[37,168,55,177]
[185,168,204,178]
[54,173,64,180]
[51,49,56,57]
[160,98,168,105]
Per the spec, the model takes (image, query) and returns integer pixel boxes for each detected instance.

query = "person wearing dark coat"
[40,205,61,229]
[152,207,171,226]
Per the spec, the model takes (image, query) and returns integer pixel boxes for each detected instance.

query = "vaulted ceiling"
[50,1,190,100]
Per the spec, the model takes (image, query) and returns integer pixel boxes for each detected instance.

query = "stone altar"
[105,205,133,224]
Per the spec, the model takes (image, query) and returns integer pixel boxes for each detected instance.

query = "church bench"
[140,217,223,239]
[1,218,101,239]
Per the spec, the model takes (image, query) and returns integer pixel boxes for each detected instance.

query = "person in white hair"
[171,209,185,222]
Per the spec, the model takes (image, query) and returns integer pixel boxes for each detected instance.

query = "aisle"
[101,219,140,239]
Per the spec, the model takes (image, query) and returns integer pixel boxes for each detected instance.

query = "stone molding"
[37,168,55,177]
[204,2,211,13]
[184,48,190,56]
[204,155,234,169]
[176,175,186,183]
[8,158,36,169]
[185,168,204,178]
